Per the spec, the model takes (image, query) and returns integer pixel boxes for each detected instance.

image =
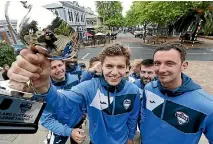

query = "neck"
[161,74,182,90]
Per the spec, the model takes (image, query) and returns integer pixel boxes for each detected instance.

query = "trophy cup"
[0,1,80,134]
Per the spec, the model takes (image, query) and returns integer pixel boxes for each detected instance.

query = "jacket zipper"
[160,94,168,119]
[112,95,115,115]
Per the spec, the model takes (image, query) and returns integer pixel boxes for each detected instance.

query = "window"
[68,9,73,22]
[74,11,77,22]
[55,10,59,16]
[81,13,84,22]
[70,11,73,22]
[75,11,80,22]
[7,31,11,37]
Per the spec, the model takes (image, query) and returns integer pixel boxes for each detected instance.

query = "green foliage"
[20,20,38,44]
[94,26,110,33]
[95,1,124,27]
[0,42,16,67]
[47,16,63,31]
[125,1,213,29]
[204,5,213,35]
[54,21,74,37]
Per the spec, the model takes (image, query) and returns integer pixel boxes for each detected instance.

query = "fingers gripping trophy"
[0,1,80,134]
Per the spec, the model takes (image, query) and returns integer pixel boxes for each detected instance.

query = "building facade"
[85,7,104,34]
[43,1,86,40]
[0,20,18,45]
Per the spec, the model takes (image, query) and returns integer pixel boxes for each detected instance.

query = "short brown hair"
[99,43,131,66]
[153,43,186,62]
[89,56,100,68]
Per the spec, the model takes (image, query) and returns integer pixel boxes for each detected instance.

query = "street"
[0,32,213,144]
[78,33,213,61]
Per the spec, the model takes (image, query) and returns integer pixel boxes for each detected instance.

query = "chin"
[107,78,122,86]
[108,81,119,86]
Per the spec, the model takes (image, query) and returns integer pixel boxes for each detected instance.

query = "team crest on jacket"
[123,99,131,110]
[175,111,189,125]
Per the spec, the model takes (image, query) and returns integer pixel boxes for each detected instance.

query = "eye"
[118,65,125,69]
[106,65,112,68]
[51,66,56,70]
[166,61,175,66]
[58,64,63,67]
[154,61,160,66]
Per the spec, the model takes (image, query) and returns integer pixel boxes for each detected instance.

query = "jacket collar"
[99,76,126,93]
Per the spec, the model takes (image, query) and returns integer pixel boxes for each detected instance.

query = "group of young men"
[7,43,213,144]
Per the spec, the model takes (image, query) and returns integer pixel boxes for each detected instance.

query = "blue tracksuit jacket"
[80,71,100,82]
[43,77,140,144]
[39,73,83,136]
[129,73,140,81]
[140,73,213,144]
[67,64,82,80]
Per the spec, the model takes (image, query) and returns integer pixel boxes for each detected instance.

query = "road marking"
[81,53,90,59]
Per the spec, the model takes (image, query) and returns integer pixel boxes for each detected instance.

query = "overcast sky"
[0,0,133,19]
[0,0,132,32]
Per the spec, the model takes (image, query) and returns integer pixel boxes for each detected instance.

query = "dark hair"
[153,43,186,62]
[99,43,131,66]
[141,59,154,67]
[89,56,100,68]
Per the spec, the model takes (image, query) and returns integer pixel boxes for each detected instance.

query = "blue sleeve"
[80,71,95,82]
[45,82,90,112]
[203,113,213,144]
[40,105,72,137]
[127,89,140,139]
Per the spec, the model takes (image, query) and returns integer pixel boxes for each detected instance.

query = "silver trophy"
[0,1,80,133]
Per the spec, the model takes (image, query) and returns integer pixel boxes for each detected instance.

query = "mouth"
[108,76,121,81]
[159,75,169,78]
[57,72,65,76]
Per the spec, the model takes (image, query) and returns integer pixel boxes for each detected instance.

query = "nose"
[55,66,62,72]
[144,72,149,78]
[111,67,118,75]
[158,64,166,73]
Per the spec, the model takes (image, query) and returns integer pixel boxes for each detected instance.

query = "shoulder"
[144,80,157,90]
[67,73,79,81]
[134,79,141,85]
[193,89,213,113]
[125,80,140,92]
[128,77,136,83]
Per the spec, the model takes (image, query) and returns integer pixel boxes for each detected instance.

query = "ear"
[181,61,188,71]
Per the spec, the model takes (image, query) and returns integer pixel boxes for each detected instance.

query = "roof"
[43,2,63,9]
[86,14,97,19]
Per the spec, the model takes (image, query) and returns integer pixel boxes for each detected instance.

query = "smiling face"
[102,56,127,86]
[50,60,66,81]
[140,65,155,85]
[154,49,188,89]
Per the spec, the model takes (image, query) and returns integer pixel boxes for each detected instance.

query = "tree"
[125,1,213,37]
[54,21,75,37]
[0,41,16,67]
[203,4,213,35]
[20,20,38,44]
[47,16,63,31]
[95,1,124,28]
